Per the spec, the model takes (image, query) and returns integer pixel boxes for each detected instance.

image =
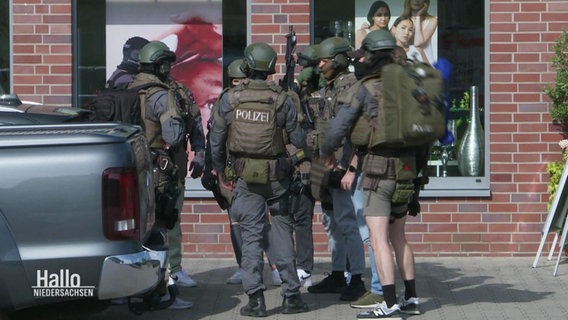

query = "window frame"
[72,0,247,197]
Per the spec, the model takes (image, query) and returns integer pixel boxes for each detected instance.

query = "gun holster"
[155,180,180,230]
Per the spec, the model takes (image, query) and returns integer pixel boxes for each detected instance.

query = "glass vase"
[457,85,484,176]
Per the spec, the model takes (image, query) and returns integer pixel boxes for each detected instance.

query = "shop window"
[0,0,9,93]
[73,0,246,196]
[313,0,489,197]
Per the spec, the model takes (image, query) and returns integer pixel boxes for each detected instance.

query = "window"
[73,0,247,196]
[0,0,10,93]
[313,0,489,197]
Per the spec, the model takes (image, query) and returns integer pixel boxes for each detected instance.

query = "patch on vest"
[235,109,270,122]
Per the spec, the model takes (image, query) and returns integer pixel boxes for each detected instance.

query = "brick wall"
[10,0,568,258]
[12,0,72,105]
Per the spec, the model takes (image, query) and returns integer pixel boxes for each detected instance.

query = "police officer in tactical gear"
[320,30,420,318]
[106,36,149,89]
[209,43,309,317]
[130,41,205,307]
[288,43,326,288]
[307,36,367,302]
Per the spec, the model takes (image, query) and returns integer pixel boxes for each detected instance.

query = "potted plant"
[546,30,568,208]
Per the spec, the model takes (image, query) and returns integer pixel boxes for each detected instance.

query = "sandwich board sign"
[532,159,568,276]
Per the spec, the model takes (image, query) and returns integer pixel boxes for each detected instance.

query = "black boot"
[307,272,347,293]
[240,291,268,317]
[281,294,309,314]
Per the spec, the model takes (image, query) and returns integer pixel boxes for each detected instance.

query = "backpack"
[350,61,446,149]
[85,82,167,125]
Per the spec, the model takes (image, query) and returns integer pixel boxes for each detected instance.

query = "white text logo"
[32,269,94,297]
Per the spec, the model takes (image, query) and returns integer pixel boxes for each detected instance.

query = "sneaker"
[281,294,309,314]
[340,279,367,301]
[168,297,193,309]
[271,269,282,286]
[240,291,267,317]
[345,271,352,285]
[357,301,401,319]
[350,291,385,309]
[170,270,198,288]
[297,269,312,288]
[399,296,420,315]
[307,274,347,294]
[226,269,242,284]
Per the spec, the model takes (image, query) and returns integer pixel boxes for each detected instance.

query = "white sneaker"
[168,297,193,309]
[271,269,282,286]
[170,270,198,288]
[357,301,401,319]
[344,271,352,285]
[297,269,312,288]
[399,296,420,315]
[226,269,242,284]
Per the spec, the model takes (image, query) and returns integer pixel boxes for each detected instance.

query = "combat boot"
[281,294,309,314]
[240,290,268,317]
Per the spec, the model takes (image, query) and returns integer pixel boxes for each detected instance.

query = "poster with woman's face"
[105,0,223,136]
[355,0,438,64]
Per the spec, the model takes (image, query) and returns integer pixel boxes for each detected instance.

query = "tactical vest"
[313,72,358,157]
[226,80,287,158]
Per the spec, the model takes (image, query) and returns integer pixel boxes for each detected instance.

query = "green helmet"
[227,59,246,78]
[317,37,352,59]
[138,41,176,64]
[244,43,277,73]
[362,30,396,51]
[297,44,320,67]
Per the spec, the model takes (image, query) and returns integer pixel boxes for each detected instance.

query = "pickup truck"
[0,95,171,315]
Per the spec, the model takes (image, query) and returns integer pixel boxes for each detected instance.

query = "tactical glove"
[201,169,216,191]
[189,150,205,178]
[407,197,420,217]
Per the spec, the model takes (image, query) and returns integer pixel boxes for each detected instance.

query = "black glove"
[189,150,205,178]
[201,169,216,191]
[407,198,420,217]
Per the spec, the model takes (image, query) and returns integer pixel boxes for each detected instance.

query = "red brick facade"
[10,0,568,257]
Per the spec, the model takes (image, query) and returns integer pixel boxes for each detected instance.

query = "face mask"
[353,61,370,80]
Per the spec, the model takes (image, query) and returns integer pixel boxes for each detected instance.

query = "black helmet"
[243,43,277,74]
[362,30,396,51]
[122,36,149,65]
[139,41,176,65]
[297,44,320,67]
[317,37,352,59]
[227,58,247,79]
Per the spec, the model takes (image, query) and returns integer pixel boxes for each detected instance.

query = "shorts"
[363,179,408,219]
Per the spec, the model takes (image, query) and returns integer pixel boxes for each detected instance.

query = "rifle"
[279,25,297,93]
[279,25,315,127]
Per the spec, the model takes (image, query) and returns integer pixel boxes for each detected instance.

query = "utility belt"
[361,152,417,204]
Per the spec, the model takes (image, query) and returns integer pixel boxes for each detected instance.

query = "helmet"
[317,37,352,59]
[297,44,320,67]
[243,43,277,73]
[227,58,247,79]
[362,30,396,51]
[122,36,149,65]
[138,41,176,64]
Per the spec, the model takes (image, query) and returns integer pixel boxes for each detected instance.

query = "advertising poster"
[354,0,438,64]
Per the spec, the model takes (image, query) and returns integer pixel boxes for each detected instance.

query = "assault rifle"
[279,25,314,126]
[279,25,297,93]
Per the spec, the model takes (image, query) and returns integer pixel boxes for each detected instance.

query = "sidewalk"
[87,256,568,320]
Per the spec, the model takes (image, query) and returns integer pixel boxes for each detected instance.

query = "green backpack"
[350,61,446,149]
